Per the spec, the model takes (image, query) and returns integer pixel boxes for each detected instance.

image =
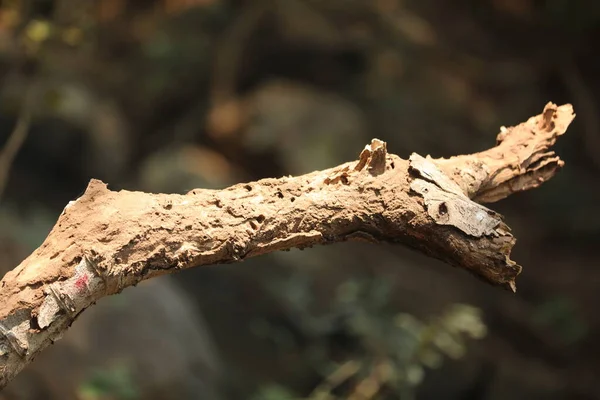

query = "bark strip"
[0,103,575,388]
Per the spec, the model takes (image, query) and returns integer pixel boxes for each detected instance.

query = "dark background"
[0,1,599,399]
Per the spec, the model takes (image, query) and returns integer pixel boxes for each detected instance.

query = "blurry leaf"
[279,273,313,310]
[251,384,298,400]
[78,362,139,400]
[368,276,393,308]
[406,364,424,386]
[349,309,372,336]
[62,26,84,46]
[442,304,488,339]
[256,269,486,398]
[533,297,588,344]
[389,12,437,46]
[43,88,64,111]
[25,19,52,43]
[336,280,361,304]
[143,31,172,59]
[418,348,443,369]
[394,313,424,333]
[432,331,465,360]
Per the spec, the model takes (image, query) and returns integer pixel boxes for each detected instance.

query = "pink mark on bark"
[74,274,89,292]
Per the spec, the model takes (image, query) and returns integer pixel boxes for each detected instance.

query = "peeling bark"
[0,103,575,388]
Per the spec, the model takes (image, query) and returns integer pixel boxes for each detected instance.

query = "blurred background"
[0,0,599,399]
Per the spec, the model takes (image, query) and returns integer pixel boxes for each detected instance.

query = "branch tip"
[85,179,109,195]
[507,280,517,293]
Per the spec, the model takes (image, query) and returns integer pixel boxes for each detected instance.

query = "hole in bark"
[257,215,265,223]
[439,202,448,215]
[390,161,395,169]
[244,185,252,191]
[249,220,258,230]
[276,191,284,199]
[340,175,349,185]
[30,316,41,330]
[164,202,173,210]
[290,197,296,202]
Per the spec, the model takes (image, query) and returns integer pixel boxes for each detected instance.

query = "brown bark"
[0,103,575,388]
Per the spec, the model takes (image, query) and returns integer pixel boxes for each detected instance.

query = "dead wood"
[0,103,575,388]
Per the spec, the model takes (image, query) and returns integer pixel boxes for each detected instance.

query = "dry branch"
[0,103,575,388]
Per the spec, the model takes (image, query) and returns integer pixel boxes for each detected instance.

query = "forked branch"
[0,103,575,388]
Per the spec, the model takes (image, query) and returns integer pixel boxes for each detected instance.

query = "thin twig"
[348,361,389,400]
[308,360,361,399]
[0,84,35,202]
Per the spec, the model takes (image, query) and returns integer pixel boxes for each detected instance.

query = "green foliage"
[253,274,487,399]
[252,384,299,400]
[77,362,139,400]
[533,296,588,345]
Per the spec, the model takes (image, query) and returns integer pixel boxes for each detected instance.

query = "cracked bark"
[0,103,575,388]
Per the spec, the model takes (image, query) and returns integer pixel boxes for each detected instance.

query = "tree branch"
[0,103,575,388]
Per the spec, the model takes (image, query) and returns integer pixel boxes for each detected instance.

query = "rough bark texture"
[0,103,575,388]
